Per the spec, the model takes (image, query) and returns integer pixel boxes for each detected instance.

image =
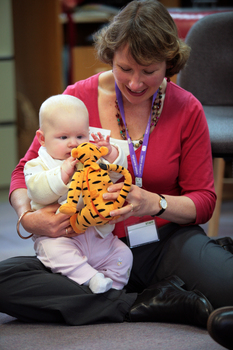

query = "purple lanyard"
[115,83,158,187]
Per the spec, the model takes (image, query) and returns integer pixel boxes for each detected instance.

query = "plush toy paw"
[70,214,85,235]
[59,203,76,215]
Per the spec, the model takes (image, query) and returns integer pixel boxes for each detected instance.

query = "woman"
[0,0,232,327]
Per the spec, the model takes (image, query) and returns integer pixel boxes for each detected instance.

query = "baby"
[24,94,133,294]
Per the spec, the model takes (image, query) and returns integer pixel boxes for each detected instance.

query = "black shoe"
[207,307,233,350]
[215,237,233,254]
[127,275,213,327]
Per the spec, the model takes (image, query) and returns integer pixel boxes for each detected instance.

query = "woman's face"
[112,44,167,105]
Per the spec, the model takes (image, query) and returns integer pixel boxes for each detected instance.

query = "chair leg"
[208,158,225,237]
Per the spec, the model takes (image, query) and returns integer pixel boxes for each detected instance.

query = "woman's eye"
[120,66,131,72]
[144,70,155,75]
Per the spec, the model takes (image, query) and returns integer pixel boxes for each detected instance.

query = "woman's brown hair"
[94,0,190,77]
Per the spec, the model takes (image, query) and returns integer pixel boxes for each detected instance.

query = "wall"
[0,0,17,188]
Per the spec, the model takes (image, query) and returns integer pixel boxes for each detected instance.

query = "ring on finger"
[65,228,68,235]
[129,203,134,212]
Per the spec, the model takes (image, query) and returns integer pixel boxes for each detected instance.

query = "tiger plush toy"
[59,142,132,234]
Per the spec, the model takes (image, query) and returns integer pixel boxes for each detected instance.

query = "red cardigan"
[10,74,216,238]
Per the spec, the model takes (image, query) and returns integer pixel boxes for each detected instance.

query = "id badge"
[135,177,142,187]
[125,219,160,248]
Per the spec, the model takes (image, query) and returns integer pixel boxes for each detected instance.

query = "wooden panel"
[208,158,225,237]
[12,0,63,158]
[160,0,181,7]
[72,46,111,83]
[170,75,177,84]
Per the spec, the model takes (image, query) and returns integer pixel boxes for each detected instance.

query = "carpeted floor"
[0,316,226,350]
[0,192,232,350]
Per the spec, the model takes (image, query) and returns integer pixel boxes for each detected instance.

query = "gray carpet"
[0,315,225,350]
[0,197,232,350]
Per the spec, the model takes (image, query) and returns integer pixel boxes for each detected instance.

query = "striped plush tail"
[99,163,132,209]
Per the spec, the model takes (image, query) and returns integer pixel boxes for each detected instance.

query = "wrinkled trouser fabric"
[0,224,233,325]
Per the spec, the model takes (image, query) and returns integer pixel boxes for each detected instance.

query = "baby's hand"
[91,132,112,155]
[61,156,78,184]
[91,132,118,163]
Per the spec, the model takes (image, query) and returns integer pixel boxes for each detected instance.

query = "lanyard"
[115,83,158,187]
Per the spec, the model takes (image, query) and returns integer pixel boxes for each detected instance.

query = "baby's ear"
[99,146,109,157]
[36,129,45,146]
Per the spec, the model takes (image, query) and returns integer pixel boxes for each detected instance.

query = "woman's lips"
[126,86,148,96]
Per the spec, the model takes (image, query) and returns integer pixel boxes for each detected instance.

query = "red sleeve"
[9,136,40,199]
[178,94,216,224]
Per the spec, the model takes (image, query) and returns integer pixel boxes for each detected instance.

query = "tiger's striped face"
[71,142,109,165]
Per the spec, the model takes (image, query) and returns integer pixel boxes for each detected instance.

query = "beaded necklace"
[115,86,162,148]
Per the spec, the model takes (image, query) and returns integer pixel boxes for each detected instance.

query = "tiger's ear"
[99,146,109,157]
[71,148,79,158]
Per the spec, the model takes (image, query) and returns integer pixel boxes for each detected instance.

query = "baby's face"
[43,109,89,160]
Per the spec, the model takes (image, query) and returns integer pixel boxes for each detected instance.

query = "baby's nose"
[69,138,79,148]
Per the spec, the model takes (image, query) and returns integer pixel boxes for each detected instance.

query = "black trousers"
[0,224,233,325]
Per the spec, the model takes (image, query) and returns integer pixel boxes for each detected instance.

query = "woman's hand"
[102,182,197,225]
[21,204,78,238]
[103,183,155,223]
[11,188,78,238]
